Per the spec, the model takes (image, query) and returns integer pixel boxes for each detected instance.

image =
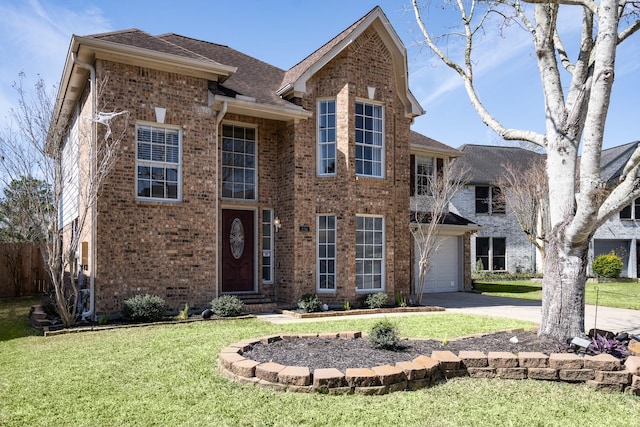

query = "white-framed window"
[355,101,384,178]
[475,186,505,214]
[136,124,182,201]
[318,99,336,176]
[620,198,640,220]
[476,237,506,271]
[221,124,256,200]
[356,215,384,292]
[415,156,434,196]
[262,209,274,283]
[317,215,336,292]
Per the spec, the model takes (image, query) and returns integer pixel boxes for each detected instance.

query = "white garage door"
[416,236,460,293]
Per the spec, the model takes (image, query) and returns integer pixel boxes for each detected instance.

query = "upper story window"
[317,99,336,176]
[355,101,384,178]
[222,124,256,200]
[620,198,640,220]
[475,186,504,214]
[136,124,181,201]
[413,156,444,196]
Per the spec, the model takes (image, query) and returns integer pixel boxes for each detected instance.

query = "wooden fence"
[0,243,49,298]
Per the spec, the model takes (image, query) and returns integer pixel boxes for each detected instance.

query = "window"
[620,198,640,220]
[317,215,336,292]
[356,215,384,291]
[355,102,384,177]
[415,157,434,196]
[137,124,181,201]
[475,186,504,214]
[262,210,274,283]
[318,100,336,175]
[476,237,506,271]
[222,124,256,200]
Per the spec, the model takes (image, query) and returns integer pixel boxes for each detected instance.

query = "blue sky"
[0,0,638,150]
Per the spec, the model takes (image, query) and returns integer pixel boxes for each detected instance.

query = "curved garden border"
[218,332,640,395]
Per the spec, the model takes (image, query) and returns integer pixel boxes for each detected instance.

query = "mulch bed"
[245,330,566,373]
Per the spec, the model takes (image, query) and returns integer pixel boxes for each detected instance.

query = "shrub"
[211,295,245,317]
[592,251,623,278]
[297,294,321,313]
[122,294,166,322]
[368,319,399,350]
[364,292,388,309]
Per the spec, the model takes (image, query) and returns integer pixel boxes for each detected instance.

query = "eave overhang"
[209,94,312,123]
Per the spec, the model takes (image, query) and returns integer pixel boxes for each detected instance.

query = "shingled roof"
[598,141,640,185]
[410,131,461,157]
[455,144,545,185]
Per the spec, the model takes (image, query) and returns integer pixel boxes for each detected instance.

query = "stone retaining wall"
[218,332,640,396]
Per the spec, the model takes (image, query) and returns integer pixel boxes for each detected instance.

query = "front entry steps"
[233,293,277,313]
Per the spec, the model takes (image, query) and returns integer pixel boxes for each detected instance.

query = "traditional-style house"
[450,145,545,274]
[51,7,483,318]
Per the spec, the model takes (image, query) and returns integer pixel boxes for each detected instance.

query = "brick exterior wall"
[87,27,413,315]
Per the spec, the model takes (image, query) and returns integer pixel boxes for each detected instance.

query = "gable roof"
[455,144,545,185]
[410,131,462,157]
[598,141,640,184]
[278,6,424,119]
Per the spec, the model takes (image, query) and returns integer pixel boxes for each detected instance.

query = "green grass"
[474,280,640,310]
[1,299,639,426]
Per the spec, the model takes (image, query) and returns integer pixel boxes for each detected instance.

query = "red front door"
[222,209,255,293]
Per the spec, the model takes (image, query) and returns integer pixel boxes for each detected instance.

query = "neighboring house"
[51,6,469,318]
[450,145,545,274]
[589,141,640,279]
[409,133,480,294]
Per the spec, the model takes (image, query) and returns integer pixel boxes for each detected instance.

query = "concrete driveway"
[424,292,640,335]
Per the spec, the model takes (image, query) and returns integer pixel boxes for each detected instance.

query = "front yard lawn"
[1,298,638,426]
[473,279,640,310]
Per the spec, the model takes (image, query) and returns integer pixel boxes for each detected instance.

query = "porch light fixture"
[273,217,282,232]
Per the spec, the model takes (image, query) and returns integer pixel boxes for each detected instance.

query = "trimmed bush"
[364,292,388,309]
[211,295,245,317]
[369,319,399,350]
[592,251,623,278]
[297,294,321,313]
[122,294,166,322]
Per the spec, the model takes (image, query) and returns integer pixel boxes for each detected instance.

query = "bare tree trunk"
[540,226,589,341]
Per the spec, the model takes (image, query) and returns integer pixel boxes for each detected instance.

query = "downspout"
[74,53,97,321]
[215,101,228,299]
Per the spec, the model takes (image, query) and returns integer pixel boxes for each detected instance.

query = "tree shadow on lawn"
[473,282,541,294]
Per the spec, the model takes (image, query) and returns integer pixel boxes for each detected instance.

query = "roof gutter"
[73,53,97,322]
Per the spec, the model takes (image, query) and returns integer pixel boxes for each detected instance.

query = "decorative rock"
[201,308,213,319]
[527,368,558,381]
[549,353,584,369]
[458,350,488,368]
[255,362,286,383]
[395,361,428,380]
[372,365,407,386]
[431,351,461,370]
[313,368,346,389]
[558,369,594,382]
[413,355,441,376]
[584,354,621,371]
[488,352,518,368]
[345,368,381,388]
[628,339,640,356]
[594,370,631,385]
[277,366,311,386]
[467,367,496,378]
[496,368,528,380]
[339,331,362,339]
[624,356,640,375]
[518,352,549,368]
[231,359,260,378]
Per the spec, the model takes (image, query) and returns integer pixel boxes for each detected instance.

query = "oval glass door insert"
[230,218,245,259]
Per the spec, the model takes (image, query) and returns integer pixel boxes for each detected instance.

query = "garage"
[414,235,461,294]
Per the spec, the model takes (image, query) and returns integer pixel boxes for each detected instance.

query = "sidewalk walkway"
[259,292,640,335]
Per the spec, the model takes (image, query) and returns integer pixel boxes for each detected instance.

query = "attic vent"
[235,95,256,102]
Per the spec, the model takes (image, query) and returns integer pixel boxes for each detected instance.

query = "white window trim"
[355,99,385,179]
[135,122,183,202]
[221,121,258,201]
[262,209,274,284]
[317,98,337,177]
[317,214,337,293]
[355,214,385,293]
[415,156,435,197]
